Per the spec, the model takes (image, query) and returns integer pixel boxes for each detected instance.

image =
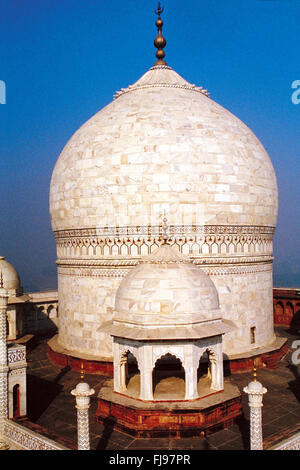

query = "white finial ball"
[75,382,90,393]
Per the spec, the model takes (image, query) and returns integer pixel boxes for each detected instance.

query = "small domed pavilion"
[0,256,28,340]
[98,222,242,437]
[107,219,231,402]
[0,257,23,297]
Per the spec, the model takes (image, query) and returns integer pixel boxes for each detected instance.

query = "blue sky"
[0,0,299,291]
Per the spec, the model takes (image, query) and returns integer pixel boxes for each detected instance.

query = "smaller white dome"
[114,244,219,327]
[106,243,232,342]
[0,257,22,294]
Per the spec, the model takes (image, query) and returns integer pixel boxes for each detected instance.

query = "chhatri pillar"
[0,273,9,448]
[71,365,95,451]
[244,369,267,450]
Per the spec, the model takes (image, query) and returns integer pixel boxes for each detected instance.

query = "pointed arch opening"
[13,384,21,418]
[120,351,140,398]
[286,302,294,319]
[197,349,216,395]
[152,353,185,400]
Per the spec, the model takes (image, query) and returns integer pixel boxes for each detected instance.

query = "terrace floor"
[15,327,300,450]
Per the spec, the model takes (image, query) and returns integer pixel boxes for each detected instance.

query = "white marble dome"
[114,244,220,327]
[49,61,279,360]
[0,257,22,295]
[50,65,278,231]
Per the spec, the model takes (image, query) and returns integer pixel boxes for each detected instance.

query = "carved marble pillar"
[185,365,198,400]
[210,341,224,391]
[140,365,153,400]
[71,381,95,450]
[0,283,9,447]
[120,356,127,391]
[139,345,153,401]
[244,377,267,450]
[113,342,121,393]
[210,357,218,390]
[184,346,198,400]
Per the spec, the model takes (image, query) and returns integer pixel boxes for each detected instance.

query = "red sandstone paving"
[19,328,300,451]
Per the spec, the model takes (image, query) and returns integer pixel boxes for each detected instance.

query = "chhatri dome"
[0,257,22,296]
[111,237,227,340]
[107,228,227,402]
[49,6,279,365]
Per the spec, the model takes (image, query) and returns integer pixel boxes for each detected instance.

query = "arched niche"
[286,302,294,318]
[119,350,140,398]
[13,383,21,418]
[152,353,185,400]
[275,301,284,317]
[121,244,128,256]
[131,244,138,256]
[197,348,217,395]
[111,244,119,256]
[140,244,148,256]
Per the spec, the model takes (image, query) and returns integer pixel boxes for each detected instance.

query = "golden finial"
[253,365,257,382]
[154,2,167,66]
[80,361,85,382]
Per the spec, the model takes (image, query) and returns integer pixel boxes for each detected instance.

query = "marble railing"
[271,431,300,450]
[3,419,69,450]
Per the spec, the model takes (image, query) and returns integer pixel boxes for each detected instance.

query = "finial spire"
[162,211,169,244]
[80,361,85,382]
[154,2,167,66]
[253,365,257,382]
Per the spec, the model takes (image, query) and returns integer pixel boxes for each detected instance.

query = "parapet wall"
[273,288,300,329]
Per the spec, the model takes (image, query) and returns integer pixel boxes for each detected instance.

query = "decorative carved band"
[54,225,275,239]
[54,227,274,259]
[113,82,209,100]
[7,346,26,364]
[57,262,272,279]
[8,349,26,364]
[8,368,26,377]
[57,267,130,278]
[57,255,273,267]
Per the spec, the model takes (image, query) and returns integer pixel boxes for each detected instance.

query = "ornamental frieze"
[54,224,275,239]
[56,255,273,267]
[54,228,274,259]
[8,368,26,376]
[57,262,272,278]
[8,348,26,364]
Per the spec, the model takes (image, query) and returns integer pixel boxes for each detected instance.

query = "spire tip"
[154,2,167,66]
